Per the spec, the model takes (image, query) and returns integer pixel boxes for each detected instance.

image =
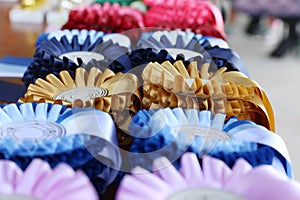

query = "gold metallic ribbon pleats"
[142,60,275,131]
[19,67,142,144]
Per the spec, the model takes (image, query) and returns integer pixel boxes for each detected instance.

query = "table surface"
[0,2,46,103]
[0,2,46,58]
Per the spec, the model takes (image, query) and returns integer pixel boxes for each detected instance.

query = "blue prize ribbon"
[205,47,250,77]
[22,52,81,86]
[23,30,131,86]
[224,116,294,178]
[205,144,275,168]
[49,29,105,46]
[36,29,105,47]
[127,108,291,178]
[99,47,204,76]
[136,30,250,76]
[0,102,122,194]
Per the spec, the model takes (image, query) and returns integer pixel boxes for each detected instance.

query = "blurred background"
[223,0,300,180]
[0,0,300,180]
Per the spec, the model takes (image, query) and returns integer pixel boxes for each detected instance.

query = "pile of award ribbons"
[1,0,300,199]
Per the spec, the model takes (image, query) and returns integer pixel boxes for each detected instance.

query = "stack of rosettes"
[0,1,299,200]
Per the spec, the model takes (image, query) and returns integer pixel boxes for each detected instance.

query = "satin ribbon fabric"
[36,29,105,46]
[128,108,289,176]
[116,153,300,200]
[22,52,81,87]
[137,30,249,76]
[96,48,196,75]
[137,30,228,50]
[61,3,145,33]
[0,102,122,193]
[0,159,98,200]
[20,67,142,146]
[23,30,130,86]
[20,67,140,112]
[37,29,132,48]
[35,32,104,58]
[35,30,129,61]
[224,116,293,178]
[144,0,226,40]
[205,47,250,77]
[141,60,274,131]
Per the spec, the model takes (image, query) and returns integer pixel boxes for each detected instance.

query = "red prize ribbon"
[144,0,226,40]
[62,3,145,33]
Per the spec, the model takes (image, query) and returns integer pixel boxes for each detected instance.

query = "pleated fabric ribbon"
[144,0,226,40]
[19,67,141,146]
[92,47,199,77]
[34,32,104,59]
[36,29,105,47]
[0,102,122,193]
[137,30,229,50]
[127,108,290,177]
[37,29,132,49]
[61,3,145,33]
[116,153,300,200]
[23,30,130,86]
[224,116,293,178]
[141,60,274,131]
[22,52,81,87]
[136,30,249,76]
[0,158,98,200]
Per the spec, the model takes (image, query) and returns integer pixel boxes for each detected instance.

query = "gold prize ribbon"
[19,67,142,145]
[142,60,275,131]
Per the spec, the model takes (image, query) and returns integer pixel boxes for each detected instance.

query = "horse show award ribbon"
[0,102,122,193]
[36,29,104,47]
[22,52,81,87]
[224,116,293,178]
[37,29,132,49]
[144,0,226,40]
[128,108,289,176]
[141,60,274,131]
[61,3,145,33]
[0,159,99,200]
[19,67,141,146]
[97,47,196,78]
[23,29,130,86]
[116,153,300,200]
[136,30,250,76]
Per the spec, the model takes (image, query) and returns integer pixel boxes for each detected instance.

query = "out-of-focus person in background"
[227,0,300,57]
[227,0,284,46]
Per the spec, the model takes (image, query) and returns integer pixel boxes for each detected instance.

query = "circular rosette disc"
[23,29,131,86]
[136,30,249,76]
[0,159,99,200]
[143,0,226,39]
[127,109,231,171]
[61,3,145,33]
[0,102,122,194]
[116,153,300,200]
[140,59,274,131]
[0,121,66,142]
[20,67,142,147]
